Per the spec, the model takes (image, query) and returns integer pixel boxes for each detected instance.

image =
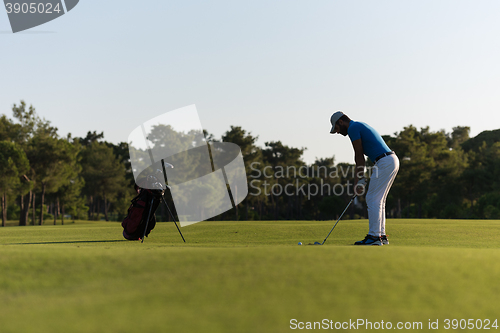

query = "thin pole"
[161,194,186,243]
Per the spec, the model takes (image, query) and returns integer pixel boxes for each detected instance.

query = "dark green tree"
[80,142,128,221]
[262,141,306,220]
[386,126,434,217]
[26,134,81,225]
[11,101,59,225]
[221,126,263,220]
[0,141,29,226]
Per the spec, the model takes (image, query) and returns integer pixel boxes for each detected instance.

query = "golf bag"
[122,188,162,240]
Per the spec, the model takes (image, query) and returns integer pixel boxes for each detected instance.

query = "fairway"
[1,219,500,333]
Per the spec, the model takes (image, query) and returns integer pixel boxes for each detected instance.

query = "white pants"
[366,154,399,237]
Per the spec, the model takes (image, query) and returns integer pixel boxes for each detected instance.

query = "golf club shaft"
[321,196,356,245]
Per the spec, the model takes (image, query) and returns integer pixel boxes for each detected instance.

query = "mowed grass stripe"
[1,219,500,333]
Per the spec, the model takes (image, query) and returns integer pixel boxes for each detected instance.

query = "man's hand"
[355,177,367,196]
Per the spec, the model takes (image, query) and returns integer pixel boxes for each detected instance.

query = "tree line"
[1,101,499,226]
[0,101,133,226]
[228,123,500,221]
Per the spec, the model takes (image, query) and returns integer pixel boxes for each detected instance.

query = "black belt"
[374,151,394,163]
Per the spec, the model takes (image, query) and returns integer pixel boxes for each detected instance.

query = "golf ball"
[298,242,302,245]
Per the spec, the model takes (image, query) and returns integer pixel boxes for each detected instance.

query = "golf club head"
[136,162,172,190]
[152,181,165,190]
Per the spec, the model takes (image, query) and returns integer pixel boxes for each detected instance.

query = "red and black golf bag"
[122,187,162,240]
[122,165,186,243]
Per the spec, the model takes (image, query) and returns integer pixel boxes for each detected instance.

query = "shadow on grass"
[5,240,128,245]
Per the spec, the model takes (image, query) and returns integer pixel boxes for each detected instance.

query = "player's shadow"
[6,240,127,245]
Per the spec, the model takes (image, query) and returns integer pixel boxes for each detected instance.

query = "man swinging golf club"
[330,111,399,246]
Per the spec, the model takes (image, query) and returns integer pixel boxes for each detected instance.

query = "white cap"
[330,111,344,133]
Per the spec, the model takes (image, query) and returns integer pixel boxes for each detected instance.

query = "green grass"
[1,219,500,332]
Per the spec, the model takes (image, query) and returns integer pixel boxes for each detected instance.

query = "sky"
[1,0,500,164]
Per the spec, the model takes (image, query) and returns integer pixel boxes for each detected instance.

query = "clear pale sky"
[1,0,499,164]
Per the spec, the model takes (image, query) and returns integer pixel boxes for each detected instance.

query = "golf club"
[316,195,356,245]
[140,161,186,243]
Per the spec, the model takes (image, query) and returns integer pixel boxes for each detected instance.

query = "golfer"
[330,111,399,246]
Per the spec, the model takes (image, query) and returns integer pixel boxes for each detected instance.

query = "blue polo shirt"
[347,121,391,163]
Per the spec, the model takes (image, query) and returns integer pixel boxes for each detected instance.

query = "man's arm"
[351,138,365,195]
